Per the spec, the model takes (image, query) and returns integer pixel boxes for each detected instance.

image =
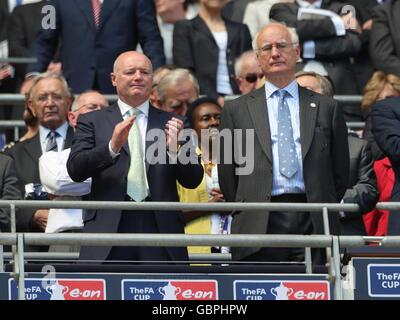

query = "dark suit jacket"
[0,0,9,42]
[371,97,400,234]
[5,125,74,232]
[370,0,400,76]
[221,0,255,23]
[218,85,349,260]
[7,1,57,89]
[0,154,22,232]
[27,0,165,94]
[341,134,378,235]
[270,0,362,96]
[173,15,252,99]
[67,103,204,261]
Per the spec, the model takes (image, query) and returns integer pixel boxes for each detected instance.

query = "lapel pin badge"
[310,102,316,108]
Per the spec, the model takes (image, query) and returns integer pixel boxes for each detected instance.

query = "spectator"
[296,70,378,236]
[7,0,61,91]
[157,68,199,116]
[68,90,109,128]
[27,0,165,94]
[38,90,108,252]
[155,0,199,64]
[371,97,400,235]
[67,51,203,262]
[235,50,264,94]
[270,0,363,121]
[218,23,349,264]
[150,64,177,108]
[173,0,252,103]
[243,0,280,38]
[370,0,400,77]
[361,71,400,160]
[0,154,22,232]
[177,97,227,254]
[5,72,74,237]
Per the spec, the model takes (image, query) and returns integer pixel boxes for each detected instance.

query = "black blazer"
[218,85,350,260]
[0,154,22,232]
[341,134,378,235]
[173,15,252,99]
[370,0,400,76]
[5,125,74,232]
[67,103,204,261]
[371,97,400,235]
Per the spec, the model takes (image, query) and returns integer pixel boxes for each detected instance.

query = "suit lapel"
[193,15,217,45]
[98,0,122,32]
[145,105,164,172]
[74,0,97,31]
[247,87,272,162]
[225,19,239,48]
[299,87,318,160]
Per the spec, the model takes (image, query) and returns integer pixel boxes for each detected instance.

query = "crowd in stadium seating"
[0,0,400,265]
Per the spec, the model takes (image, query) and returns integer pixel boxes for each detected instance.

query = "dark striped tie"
[45,131,58,152]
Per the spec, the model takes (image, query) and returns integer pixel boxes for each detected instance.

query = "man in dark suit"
[0,154,22,232]
[5,73,74,233]
[269,0,363,121]
[27,0,165,94]
[67,51,203,262]
[218,23,349,264]
[370,0,400,77]
[371,97,400,235]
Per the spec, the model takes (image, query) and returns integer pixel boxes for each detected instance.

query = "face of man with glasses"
[68,91,109,128]
[161,81,198,116]
[236,52,264,94]
[255,23,300,82]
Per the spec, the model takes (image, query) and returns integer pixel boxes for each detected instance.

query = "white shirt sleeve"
[302,41,316,59]
[39,148,91,196]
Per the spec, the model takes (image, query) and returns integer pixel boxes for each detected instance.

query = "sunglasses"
[244,73,264,83]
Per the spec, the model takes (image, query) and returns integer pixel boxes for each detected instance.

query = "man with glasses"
[218,22,349,265]
[235,50,264,94]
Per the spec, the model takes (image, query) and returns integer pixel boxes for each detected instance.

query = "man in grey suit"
[218,22,349,265]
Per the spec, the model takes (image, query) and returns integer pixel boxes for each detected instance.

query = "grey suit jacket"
[218,85,349,260]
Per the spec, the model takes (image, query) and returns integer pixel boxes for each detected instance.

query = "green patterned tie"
[126,108,148,201]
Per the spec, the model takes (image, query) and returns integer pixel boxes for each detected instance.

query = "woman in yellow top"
[177,97,230,254]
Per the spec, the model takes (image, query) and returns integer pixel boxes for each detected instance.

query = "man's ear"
[27,99,36,117]
[235,76,242,88]
[67,111,76,124]
[111,73,116,87]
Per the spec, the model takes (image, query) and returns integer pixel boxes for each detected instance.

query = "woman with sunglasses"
[173,0,252,105]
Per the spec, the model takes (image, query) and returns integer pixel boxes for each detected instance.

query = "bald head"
[111,51,153,107]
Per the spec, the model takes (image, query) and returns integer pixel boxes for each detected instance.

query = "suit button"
[228,60,233,65]
[227,49,231,53]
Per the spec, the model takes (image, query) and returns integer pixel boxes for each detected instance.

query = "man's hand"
[110,115,136,153]
[156,0,186,24]
[32,209,49,231]
[362,19,373,30]
[165,117,184,154]
[209,188,225,203]
[341,12,361,33]
[0,65,11,81]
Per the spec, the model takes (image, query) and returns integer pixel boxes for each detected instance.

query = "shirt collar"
[117,99,149,118]
[296,0,322,8]
[39,121,69,144]
[264,80,299,100]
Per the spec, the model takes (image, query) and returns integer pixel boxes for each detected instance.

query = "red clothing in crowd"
[363,157,394,236]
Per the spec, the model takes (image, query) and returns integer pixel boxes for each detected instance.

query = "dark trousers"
[242,194,324,264]
[106,208,171,262]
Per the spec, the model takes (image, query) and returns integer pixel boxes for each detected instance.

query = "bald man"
[67,51,203,263]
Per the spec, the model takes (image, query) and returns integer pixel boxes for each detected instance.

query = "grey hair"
[295,71,335,97]
[252,22,299,51]
[235,50,258,76]
[157,68,200,104]
[28,72,73,100]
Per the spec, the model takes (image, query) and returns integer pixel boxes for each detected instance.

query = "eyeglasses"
[244,73,264,83]
[258,42,297,54]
